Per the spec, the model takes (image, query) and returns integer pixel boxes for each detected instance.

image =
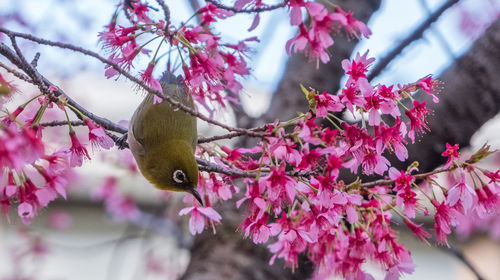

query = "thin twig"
[196,157,256,177]
[367,0,460,81]
[155,0,171,33]
[358,166,453,188]
[0,61,33,83]
[30,52,41,67]
[197,127,266,143]
[417,0,456,60]
[40,120,86,127]
[205,0,289,13]
[187,0,202,24]
[0,43,128,134]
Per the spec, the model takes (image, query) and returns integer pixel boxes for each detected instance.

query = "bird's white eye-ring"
[173,170,187,184]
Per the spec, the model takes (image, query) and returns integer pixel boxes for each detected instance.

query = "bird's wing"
[128,107,145,158]
[130,83,197,153]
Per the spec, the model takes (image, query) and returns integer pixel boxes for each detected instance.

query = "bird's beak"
[190,188,204,206]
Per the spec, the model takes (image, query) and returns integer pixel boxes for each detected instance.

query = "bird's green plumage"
[128,72,199,197]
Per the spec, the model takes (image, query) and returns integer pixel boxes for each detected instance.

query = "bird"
[121,71,202,205]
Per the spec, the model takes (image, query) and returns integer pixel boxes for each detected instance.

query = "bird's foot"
[116,133,129,150]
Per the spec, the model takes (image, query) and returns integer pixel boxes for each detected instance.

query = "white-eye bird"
[124,72,202,205]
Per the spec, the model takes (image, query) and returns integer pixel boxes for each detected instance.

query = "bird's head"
[140,139,202,205]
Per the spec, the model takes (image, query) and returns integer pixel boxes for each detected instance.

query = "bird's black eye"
[173,170,187,184]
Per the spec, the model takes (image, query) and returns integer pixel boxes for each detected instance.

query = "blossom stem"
[472,170,487,186]
[65,103,87,120]
[378,194,405,219]
[177,13,199,31]
[396,99,409,111]
[288,199,297,216]
[21,93,43,108]
[176,34,197,54]
[280,114,305,128]
[297,189,313,205]
[412,182,433,201]
[469,171,479,190]
[62,106,74,133]
[378,198,387,225]
[320,0,338,9]
[325,116,342,131]
[327,113,345,131]
[176,45,187,66]
[138,35,162,53]
[155,41,176,64]
[298,178,318,193]
[254,154,266,181]
[151,36,165,63]
[30,105,47,127]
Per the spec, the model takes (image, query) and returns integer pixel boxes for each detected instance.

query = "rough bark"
[181,6,500,280]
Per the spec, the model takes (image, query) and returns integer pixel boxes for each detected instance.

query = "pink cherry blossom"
[432,200,458,245]
[179,204,222,235]
[313,91,344,117]
[140,62,164,104]
[17,201,34,225]
[341,51,375,81]
[441,143,459,168]
[415,75,440,103]
[446,171,476,211]
[84,118,114,150]
[403,217,431,243]
[405,100,430,143]
[68,130,91,167]
[333,7,372,39]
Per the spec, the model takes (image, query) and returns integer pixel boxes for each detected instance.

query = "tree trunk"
[403,18,500,172]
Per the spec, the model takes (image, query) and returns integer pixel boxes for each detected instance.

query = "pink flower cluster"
[183,52,499,279]
[0,123,70,224]
[98,2,254,115]
[176,26,251,113]
[0,92,114,224]
[99,1,372,116]
[234,0,371,64]
[286,3,371,64]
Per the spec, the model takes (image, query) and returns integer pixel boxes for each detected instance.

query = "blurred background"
[1,0,500,279]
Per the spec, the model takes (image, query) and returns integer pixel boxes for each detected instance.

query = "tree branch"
[437,244,486,280]
[367,0,460,81]
[0,61,33,83]
[205,0,289,13]
[40,120,85,127]
[0,42,128,134]
[357,165,453,188]
[155,0,171,33]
